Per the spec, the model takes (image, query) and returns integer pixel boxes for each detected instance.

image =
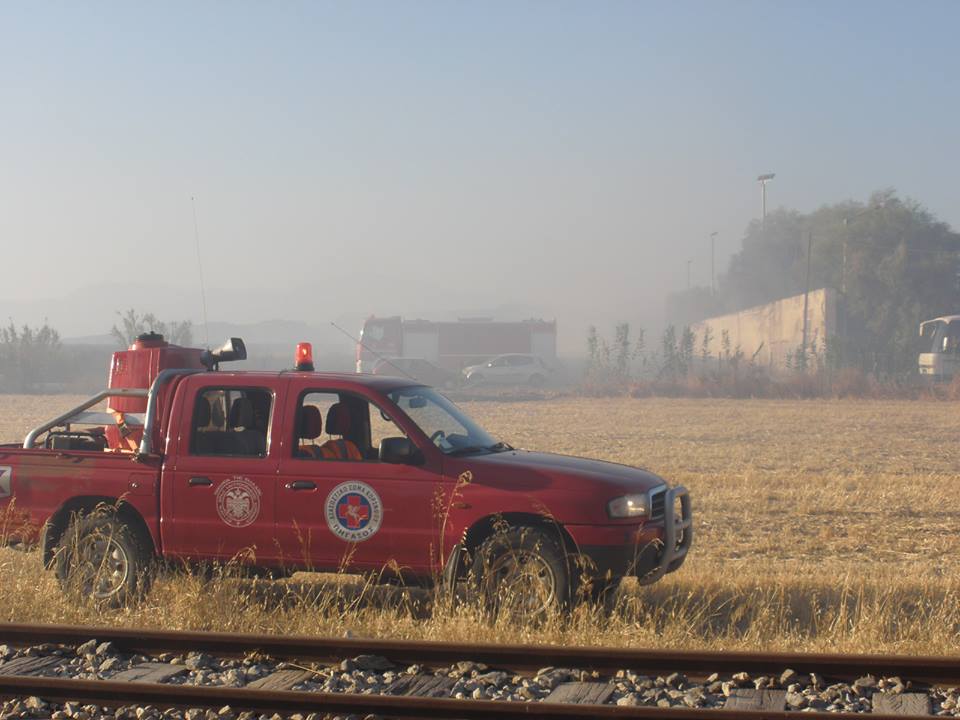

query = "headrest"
[326,402,352,436]
[195,397,212,427]
[298,406,322,440]
[210,397,225,428]
[229,397,254,429]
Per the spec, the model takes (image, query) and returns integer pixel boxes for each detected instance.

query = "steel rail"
[0,675,940,720]
[0,623,959,685]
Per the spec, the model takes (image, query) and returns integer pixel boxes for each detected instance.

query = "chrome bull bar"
[638,485,693,585]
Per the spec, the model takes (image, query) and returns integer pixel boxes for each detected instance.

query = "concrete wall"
[691,288,837,370]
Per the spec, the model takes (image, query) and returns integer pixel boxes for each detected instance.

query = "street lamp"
[757,173,775,224]
[710,231,718,294]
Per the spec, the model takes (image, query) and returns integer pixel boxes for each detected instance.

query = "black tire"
[468,373,485,387]
[528,373,546,388]
[54,511,152,608]
[471,526,573,618]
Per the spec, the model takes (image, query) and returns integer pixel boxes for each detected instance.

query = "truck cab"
[0,338,691,612]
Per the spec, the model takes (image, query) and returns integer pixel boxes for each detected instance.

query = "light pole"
[710,231,718,295]
[686,259,692,290]
[757,173,775,225]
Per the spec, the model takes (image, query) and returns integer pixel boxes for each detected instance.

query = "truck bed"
[0,446,161,549]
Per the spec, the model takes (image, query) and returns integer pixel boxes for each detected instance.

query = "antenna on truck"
[191,196,210,348]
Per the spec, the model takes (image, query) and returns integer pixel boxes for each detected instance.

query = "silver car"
[462,354,552,387]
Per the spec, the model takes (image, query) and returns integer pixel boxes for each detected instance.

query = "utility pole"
[686,259,692,291]
[710,231,718,295]
[757,173,776,227]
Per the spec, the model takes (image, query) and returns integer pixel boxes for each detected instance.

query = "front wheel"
[54,511,152,608]
[471,526,572,618]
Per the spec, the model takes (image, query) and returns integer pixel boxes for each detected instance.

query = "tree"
[700,325,713,364]
[0,321,62,392]
[614,323,631,379]
[679,326,695,374]
[111,309,193,348]
[659,325,680,379]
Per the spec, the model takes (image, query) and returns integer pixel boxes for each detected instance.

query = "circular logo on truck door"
[215,476,262,528]
[325,482,383,542]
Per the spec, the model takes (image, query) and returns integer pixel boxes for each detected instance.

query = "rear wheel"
[471,526,572,618]
[54,511,152,608]
[528,373,546,388]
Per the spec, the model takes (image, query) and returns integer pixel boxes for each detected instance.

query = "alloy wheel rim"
[75,533,130,600]
[487,549,557,615]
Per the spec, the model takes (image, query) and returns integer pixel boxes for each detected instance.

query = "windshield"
[388,386,501,455]
[929,320,960,354]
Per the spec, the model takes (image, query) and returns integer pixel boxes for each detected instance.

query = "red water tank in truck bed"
[105,333,206,450]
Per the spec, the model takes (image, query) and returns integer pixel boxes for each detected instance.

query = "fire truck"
[356,316,557,374]
[0,334,690,610]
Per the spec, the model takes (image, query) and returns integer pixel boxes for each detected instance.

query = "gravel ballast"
[0,639,958,717]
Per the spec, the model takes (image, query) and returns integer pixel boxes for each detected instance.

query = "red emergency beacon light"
[295,342,314,371]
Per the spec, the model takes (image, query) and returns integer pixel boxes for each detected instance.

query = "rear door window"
[191,387,273,457]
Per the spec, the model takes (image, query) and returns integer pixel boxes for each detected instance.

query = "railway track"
[0,623,956,719]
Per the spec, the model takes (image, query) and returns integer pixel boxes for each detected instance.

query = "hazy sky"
[2,1,958,347]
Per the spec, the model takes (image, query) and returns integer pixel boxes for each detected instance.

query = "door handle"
[286,480,317,491]
[188,477,212,487]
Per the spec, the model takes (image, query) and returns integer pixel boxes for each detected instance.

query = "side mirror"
[379,437,422,465]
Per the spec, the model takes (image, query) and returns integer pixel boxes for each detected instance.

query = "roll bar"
[22,388,147,449]
[138,368,204,456]
[22,368,204,455]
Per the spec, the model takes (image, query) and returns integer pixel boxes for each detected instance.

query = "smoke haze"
[2,2,959,354]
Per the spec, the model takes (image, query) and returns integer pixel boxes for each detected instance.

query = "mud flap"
[440,544,465,600]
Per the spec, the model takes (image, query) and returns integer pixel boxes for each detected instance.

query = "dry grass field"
[1,394,958,655]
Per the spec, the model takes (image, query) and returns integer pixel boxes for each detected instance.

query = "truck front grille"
[649,488,666,521]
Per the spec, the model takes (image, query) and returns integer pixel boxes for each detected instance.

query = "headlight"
[607,493,649,518]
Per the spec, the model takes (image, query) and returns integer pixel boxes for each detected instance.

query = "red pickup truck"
[0,335,691,612]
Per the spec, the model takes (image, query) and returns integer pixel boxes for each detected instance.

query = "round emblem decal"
[215,476,262,528]
[325,482,383,542]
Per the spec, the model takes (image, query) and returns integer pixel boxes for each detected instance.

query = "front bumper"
[571,485,693,584]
